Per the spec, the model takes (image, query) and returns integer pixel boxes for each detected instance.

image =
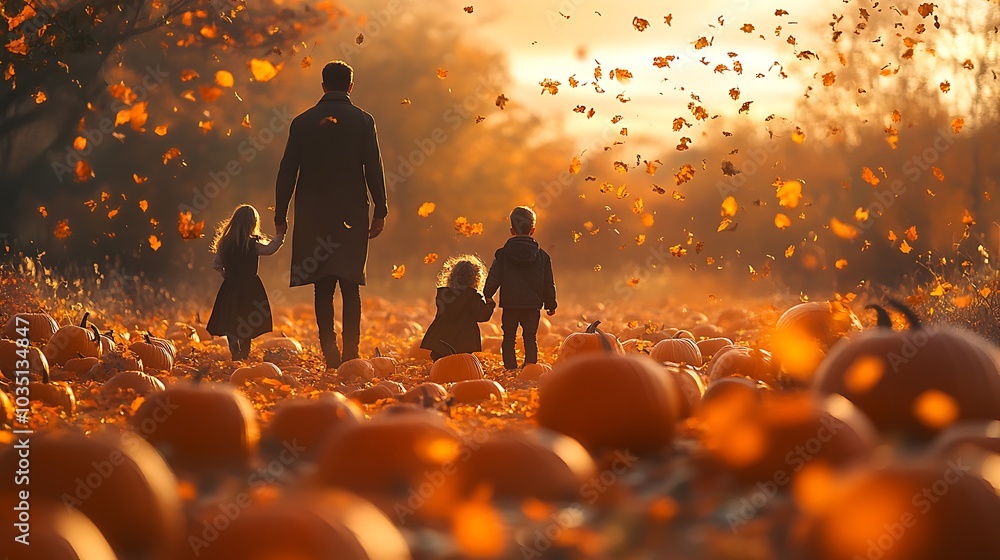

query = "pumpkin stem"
[143,332,152,343]
[439,340,459,356]
[80,311,90,328]
[75,352,85,359]
[885,298,922,330]
[88,324,101,343]
[672,330,686,339]
[865,304,894,328]
[595,326,615,353]
[584,320,602,334]
[375,347,382,358]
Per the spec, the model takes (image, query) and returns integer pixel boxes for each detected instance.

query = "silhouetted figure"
[484,207,557,370]
[420,255,496,360]
[274,60,387,369]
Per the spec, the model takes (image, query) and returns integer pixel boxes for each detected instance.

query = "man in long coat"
[274,61,387,369]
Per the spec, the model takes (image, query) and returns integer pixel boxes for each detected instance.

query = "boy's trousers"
[501,308,540,369]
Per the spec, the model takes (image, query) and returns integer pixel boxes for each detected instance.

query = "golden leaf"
[830,218,858,240]
[149,235,162,251]
[53,219,72,239]
[417,202,436,217]
[423,253,439,264]
[861,167,880,187]
[249,58,279,82]
[215,70,235,88]
[721,196,738,217]
[775,213,792,229]
[776,180,803,208]
[391,264,406,279]
[178,212,205,240]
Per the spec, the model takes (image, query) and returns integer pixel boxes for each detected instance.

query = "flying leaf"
[830,218,858,240]
[861,167,880,187]
[437,67,449,79]
[215,70,235,88]
[455,217,484,237]
[53,219,71,239]
[178,212,205,240]
[899,240,913,254]
[495,94,509,109]
[423,253,439,264]
[721,196,738,217]
[148,235,162,251]
[569,156,582,174]
[391,264,406,279]
[775,213,792,229]
[249,59,279,82]
[632,17,650,31]
[74,160,94,183]
[417,202,436,217]
[776,180,803,208]
[139,200,149,212]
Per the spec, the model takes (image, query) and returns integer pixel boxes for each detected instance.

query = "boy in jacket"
[484,206,557,370]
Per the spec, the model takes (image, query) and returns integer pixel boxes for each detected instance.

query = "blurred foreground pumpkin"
[262,393,362,460]
[0,429,184,559]
[0,495,117,560]
[315,412,462,520]
[791,461,1000,560]
[771,301,862,383]
[2,312,59,343]
[815,301,1000,442]
[538,353,680,454]
[558,320,624,362]
[450,429,597,502]
[180,491,411,560]
[131,382,260,474]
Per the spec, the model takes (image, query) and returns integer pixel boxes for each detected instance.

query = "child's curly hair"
[437,254,487,291]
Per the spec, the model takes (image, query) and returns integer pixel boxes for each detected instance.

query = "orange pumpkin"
[230,362,282,386]
[0,495,117,560]
[315,413,462,518]
[1,312,59,344]
[102,370,165,397]
[370,347,399,376]
[537,354,681,454]
[98,330,117,354]
[28,367,76,414]
[131,333,174,371]
[815,301,1000,441]
[348,383,397,404]
[262,393,363,460]
[558,320,625,362]
[689,323,724,339]
[696,336,734,358]
[0,429,183,559]
[519,362,552,381]
[0,390,12,428]
[649,337,703,366]
[696,392,876,484]
[42,312,103,365]
[131,382,260,473]
[429,350,484,383]
[399,382,449,406]
[85,351,144,382]
[450,429,597,502]
[338,357,376,381]
[771,300,862,382]
[706,345,777,385]
[258,334,303,353]
[792,462,1000,560]
[668,364,706,418]
[178,491,410,560]
[63,354,100,375]
[0,338,49,381]
[450,379,506,404]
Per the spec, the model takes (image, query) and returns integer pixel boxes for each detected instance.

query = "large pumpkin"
[258,334,303,353]
[262,393,363,460]
[2,312,59,344]
[649,337,703,366]
[85,351,144,382]
[0,429,183,559]
[370,347,399,376]
[695,392,876,484]
[315,413,462,519]
[519,362,553,381]
[348,382,399,404]
[131,382,260,473]
[28,367,76,414]
[537,353,681,454]
[0,338,49,382]
[771,301,862,382]
[792,461,1000,560]
[450,429,597,502]
[696,336,734,358]
[668,364,706,418]
[815,301,1000,442]
[558,321,624,362]
[399,382,449,407]
[131,333,175,371]
[179,491,411,560]
[42,312,103,365]
[0,495,117,560]
[338,357,376,381]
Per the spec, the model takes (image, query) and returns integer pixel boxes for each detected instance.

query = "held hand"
[546,309,556,316]
[275,221,288,236]
[369,217,385,239]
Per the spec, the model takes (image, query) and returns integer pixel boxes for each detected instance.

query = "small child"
[484,206,557,370]
[207,204,284,360]
[420,255,496,360]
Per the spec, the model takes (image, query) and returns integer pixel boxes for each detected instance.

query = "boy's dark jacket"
[420,286,495,356]
[484,236,557,311]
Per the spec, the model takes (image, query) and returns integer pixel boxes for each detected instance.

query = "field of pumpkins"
[3,275,1000,560]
